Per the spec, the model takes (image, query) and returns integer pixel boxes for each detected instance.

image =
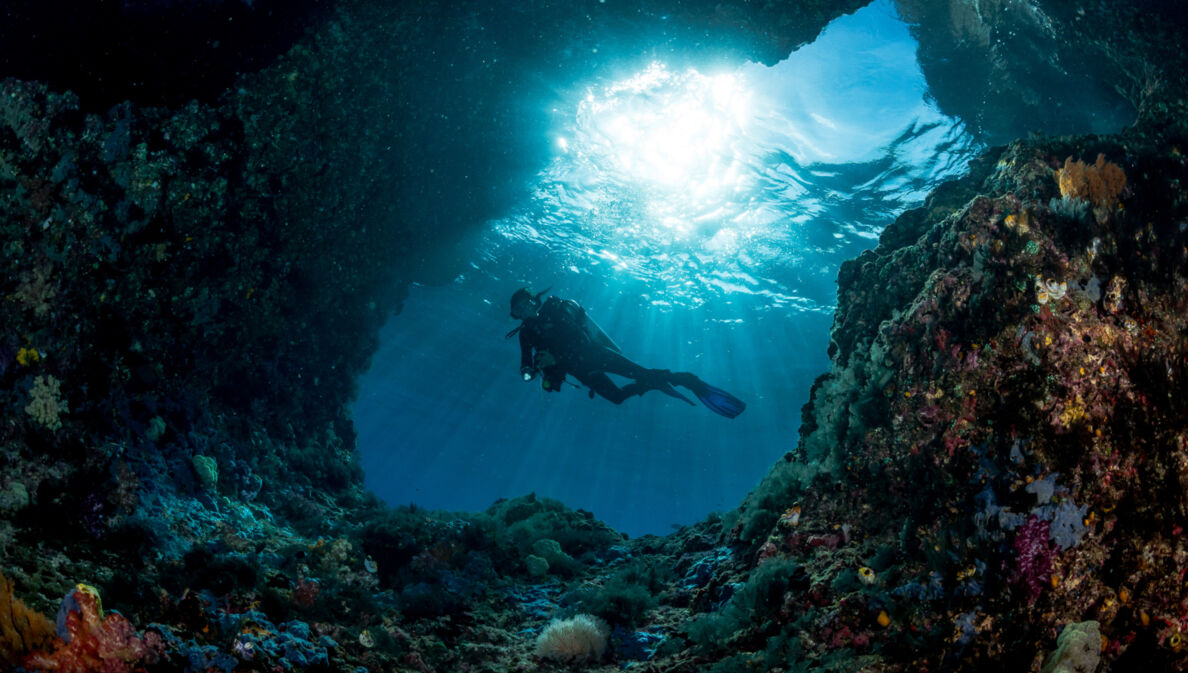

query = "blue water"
[352,0,982,536]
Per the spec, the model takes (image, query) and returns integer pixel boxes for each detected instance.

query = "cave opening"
[351,0,985,536]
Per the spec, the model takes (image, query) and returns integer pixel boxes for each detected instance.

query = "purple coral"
[1012,515,1055,603]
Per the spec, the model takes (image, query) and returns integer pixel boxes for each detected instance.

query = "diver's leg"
[584,346,702,390]
[587,349,644,378]
[577,348,686,402]
[596,350,669,384]
[591,351,696,405]
[666,371,704,389]
[573,371,642,404]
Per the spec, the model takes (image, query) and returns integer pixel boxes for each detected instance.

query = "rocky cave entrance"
[350,0,1132,537]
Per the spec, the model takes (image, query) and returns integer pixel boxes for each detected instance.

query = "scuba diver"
[506,287,746,419]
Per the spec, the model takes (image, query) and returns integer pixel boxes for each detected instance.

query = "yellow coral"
[25,375,67,431]
[16,347,39,367]
[1004,210,1031,234]
[1057,154,1126,210]
[1058,394,1087,427]
[779,505,802,528]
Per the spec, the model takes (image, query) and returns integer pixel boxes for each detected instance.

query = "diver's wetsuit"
[517,296,655,403]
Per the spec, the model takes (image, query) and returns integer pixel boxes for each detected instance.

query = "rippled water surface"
[483,0,980,314]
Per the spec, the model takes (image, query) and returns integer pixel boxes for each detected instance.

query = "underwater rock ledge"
[1,1,1188,673]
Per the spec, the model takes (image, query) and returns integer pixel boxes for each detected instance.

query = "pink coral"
[293,578,321,607]
[1012,516,1055,604]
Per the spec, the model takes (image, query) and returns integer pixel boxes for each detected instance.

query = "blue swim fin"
[667,372,746,419]
[693,383,746,419]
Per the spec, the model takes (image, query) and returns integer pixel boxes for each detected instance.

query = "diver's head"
[510,287,548,319]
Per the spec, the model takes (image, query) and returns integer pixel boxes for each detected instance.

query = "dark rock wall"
[0,0,335,112]
[897,0,1185,143]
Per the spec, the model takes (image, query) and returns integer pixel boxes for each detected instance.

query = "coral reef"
[0,0,1185,672]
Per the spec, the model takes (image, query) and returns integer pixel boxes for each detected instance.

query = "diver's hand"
[521,366,538,382]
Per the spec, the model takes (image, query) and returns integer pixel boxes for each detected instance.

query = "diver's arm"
[518,329,537,380]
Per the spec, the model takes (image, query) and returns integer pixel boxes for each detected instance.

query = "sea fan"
[0,570,56,668]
